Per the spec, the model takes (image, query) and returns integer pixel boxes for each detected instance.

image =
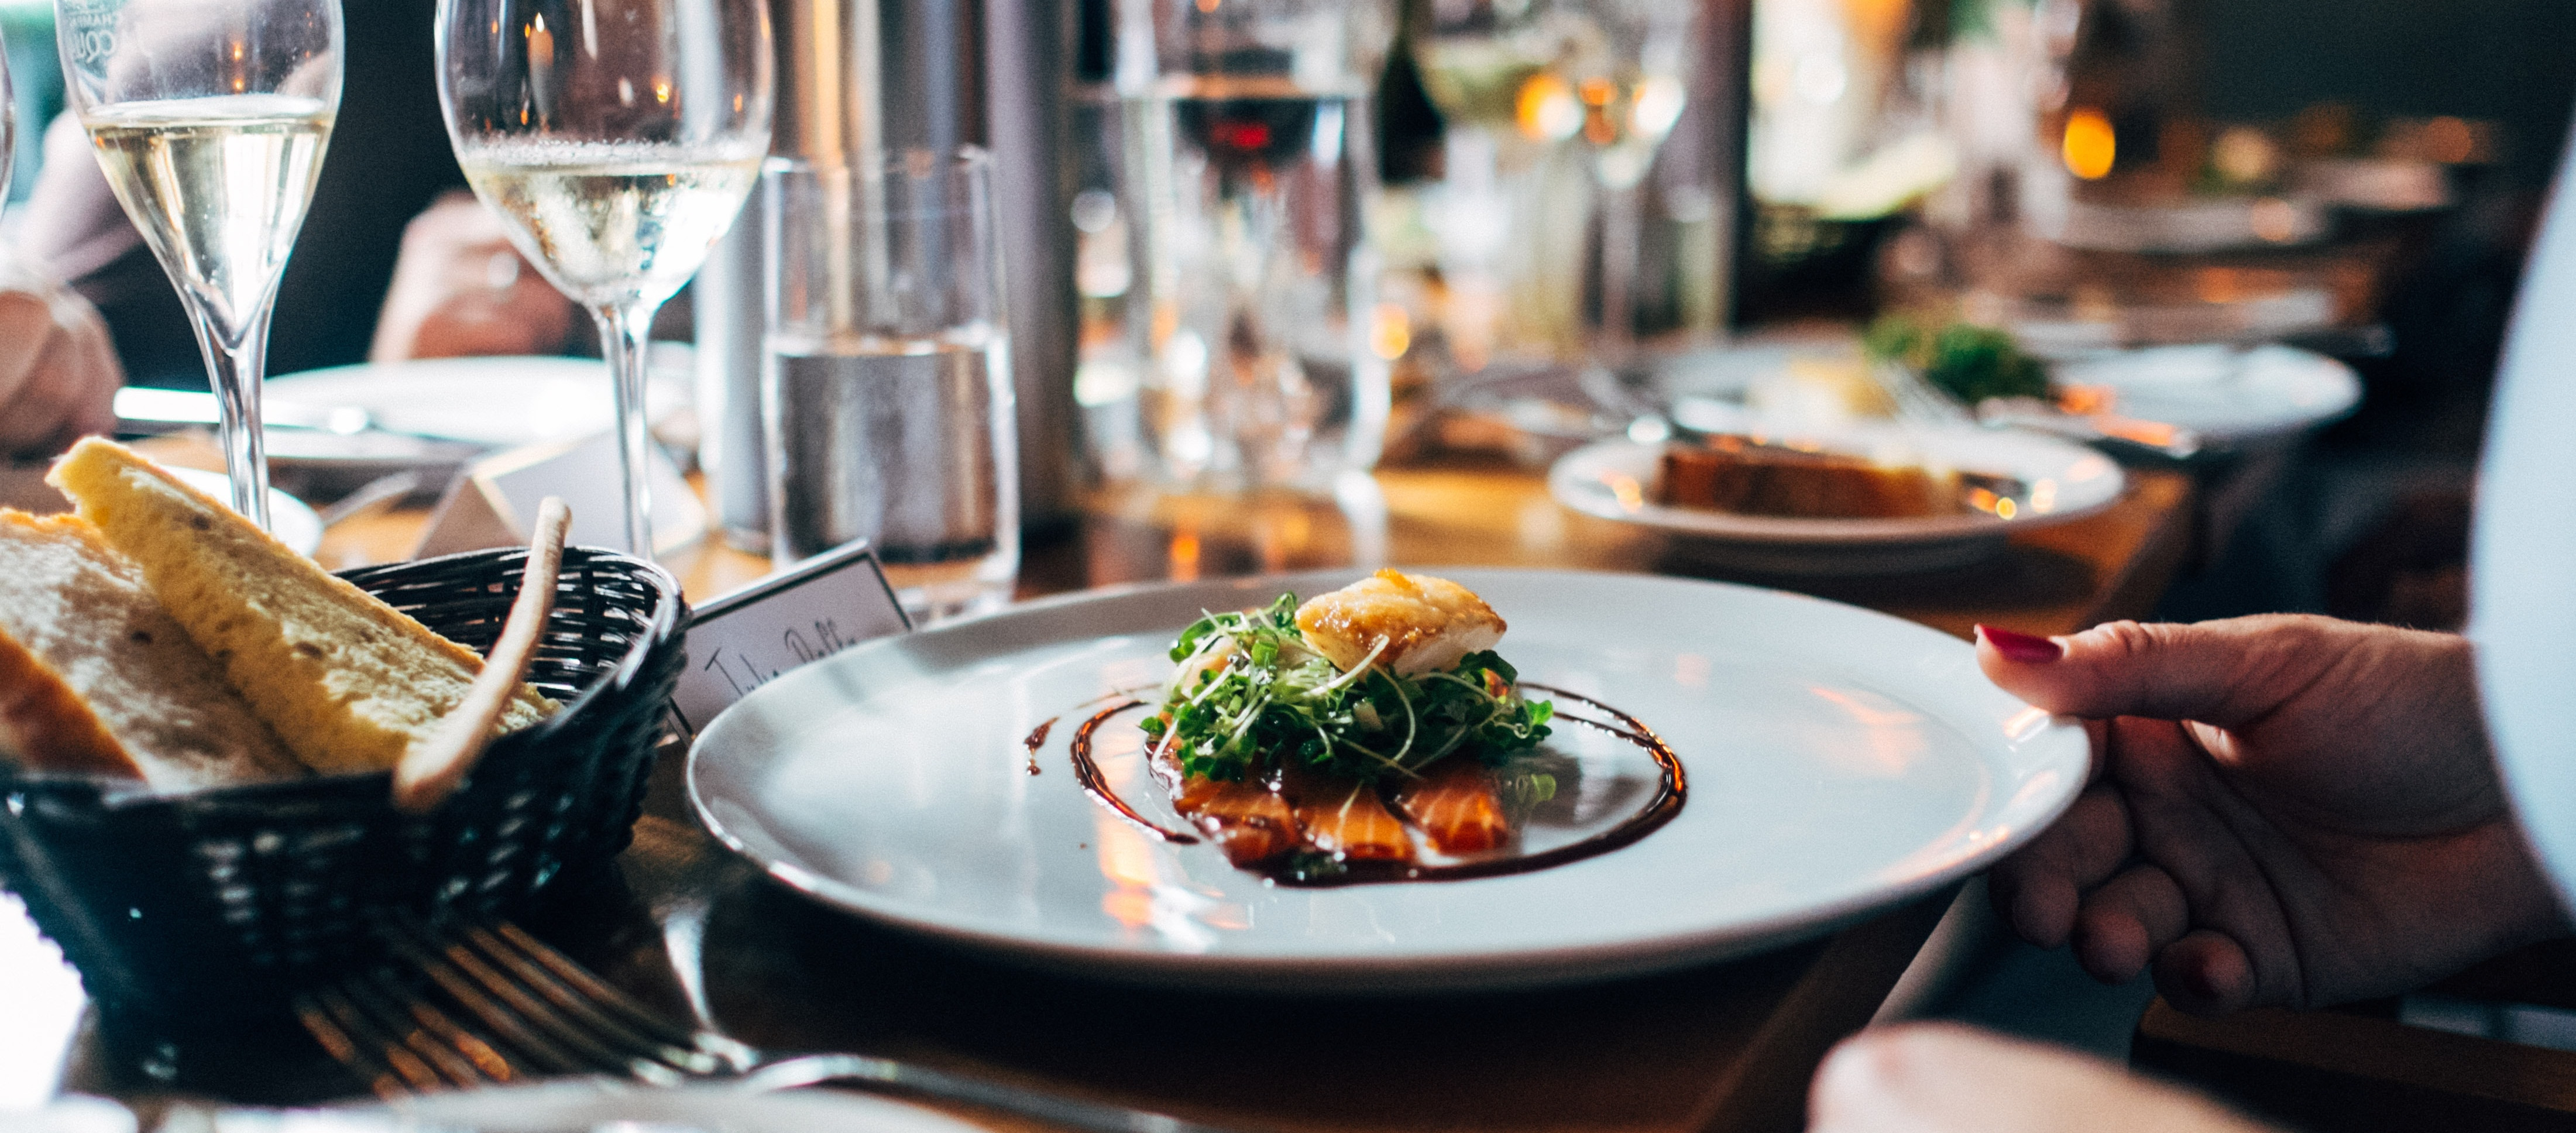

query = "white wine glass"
[436,0,773,557]
[54,0,342,531]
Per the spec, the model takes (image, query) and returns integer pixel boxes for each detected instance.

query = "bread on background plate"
[49,438,555,778]
[0,510,303,789]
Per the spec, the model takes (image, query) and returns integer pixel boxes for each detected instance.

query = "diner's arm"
[1810,1023,2278,1132]
[1977,616,2572,1015]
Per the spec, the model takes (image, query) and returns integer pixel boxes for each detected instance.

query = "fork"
[1861,360,1975,427]
[293,915,1247,1133]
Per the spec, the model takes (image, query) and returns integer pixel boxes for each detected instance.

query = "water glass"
[1072,0,1395,493]
[764,150,1018,624]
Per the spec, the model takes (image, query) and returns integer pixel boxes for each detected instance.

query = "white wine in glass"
[438,0,773,557]
[54,1,342,531]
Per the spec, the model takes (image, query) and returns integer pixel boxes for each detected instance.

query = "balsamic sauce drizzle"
[1061,684,1683,886]
[1021,718,1054,775]
[1067,700,1200,843]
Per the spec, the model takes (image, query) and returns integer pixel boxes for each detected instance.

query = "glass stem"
[191,302,275,531]
[593,301,662,558]
[1597,181,1643,366]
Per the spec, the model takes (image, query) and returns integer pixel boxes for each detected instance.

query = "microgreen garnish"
[1149,595,1553,783]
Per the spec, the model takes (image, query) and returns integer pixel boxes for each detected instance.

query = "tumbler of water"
[764,150,1018,623]
[1074,0,1396,493]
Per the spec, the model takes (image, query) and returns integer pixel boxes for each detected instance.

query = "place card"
[415,430,707,558]
[670,540,913,733]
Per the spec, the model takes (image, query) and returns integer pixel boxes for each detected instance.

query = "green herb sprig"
[1139,595,1554,784]
[1863,315,2050,406]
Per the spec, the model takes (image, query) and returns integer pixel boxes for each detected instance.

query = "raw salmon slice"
[1173,775,1303,866]
[1282,767,1416,861]
[1393,758,1513,855]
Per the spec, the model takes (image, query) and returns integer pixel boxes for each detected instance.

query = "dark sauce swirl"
[1063,684,1682,885]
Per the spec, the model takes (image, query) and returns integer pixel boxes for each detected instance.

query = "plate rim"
[2093,345,2361,442]
[686,566,2089,991]
[1547,435,2127,546]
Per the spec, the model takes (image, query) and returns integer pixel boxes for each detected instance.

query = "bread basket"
[0,545,686,1017]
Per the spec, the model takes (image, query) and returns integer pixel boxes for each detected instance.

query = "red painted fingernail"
[1977,624,2063,663]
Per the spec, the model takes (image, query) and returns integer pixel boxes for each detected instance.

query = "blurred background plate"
[165,468,324,557]
[1548,421,2126,575]
[298,1080,983,1132]
[2053,344,2362,444]
[266,355,690,448]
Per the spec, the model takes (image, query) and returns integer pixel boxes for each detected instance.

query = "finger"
[2071,864,2190,984]
[1977,617,2336,730]
[1989,784,2133,948]
[0,332,79,457]
[2155,929,2259,1015]
[0,289,51,406]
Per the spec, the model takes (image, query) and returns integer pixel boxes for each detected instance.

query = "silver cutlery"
[114,387,375,437]
[294,916,1249,1133]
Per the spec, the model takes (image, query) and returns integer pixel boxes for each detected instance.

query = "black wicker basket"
[0,545,686,1018]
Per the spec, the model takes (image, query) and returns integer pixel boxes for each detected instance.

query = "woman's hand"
[370,192,575,362]
[1811,1023,2276,1133]
[1977,616,2570,1015]
[0,255,121,459]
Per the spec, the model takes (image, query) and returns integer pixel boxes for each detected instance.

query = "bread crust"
[49,439,551,777]
[0,623,142,779]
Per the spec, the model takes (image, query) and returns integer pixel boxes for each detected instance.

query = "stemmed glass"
[1564,0,1689,366]
[436,0,772,557]
[1413,0,1688,370]
[54,0,343,531]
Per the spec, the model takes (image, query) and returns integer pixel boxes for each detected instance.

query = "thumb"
[1974,616,2341,730]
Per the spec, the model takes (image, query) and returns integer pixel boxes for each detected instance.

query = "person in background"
[0,250,118,459]
[15,0,575,387]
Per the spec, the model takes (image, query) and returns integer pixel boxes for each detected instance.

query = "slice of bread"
[0,510,302,789]
[49,439,552,777]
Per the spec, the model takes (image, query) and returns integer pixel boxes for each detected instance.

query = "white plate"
[267,354,689,448]
[689,569,2088,993]
[152,468,328,557]
[2053,344,2361,444]
[1548,420,2126,575]
[310,1080,980,1133]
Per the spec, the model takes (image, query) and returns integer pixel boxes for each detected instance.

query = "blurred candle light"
[1368,303,1410,360]
[2063,107,2115,180]
[1517,73,1582,142]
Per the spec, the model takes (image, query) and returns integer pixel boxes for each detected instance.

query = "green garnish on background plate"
[1864,315,2051,406]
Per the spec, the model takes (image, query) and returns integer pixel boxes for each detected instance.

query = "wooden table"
[8,454,2193,1132]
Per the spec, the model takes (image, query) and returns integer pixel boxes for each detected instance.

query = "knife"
[114,387,375,435]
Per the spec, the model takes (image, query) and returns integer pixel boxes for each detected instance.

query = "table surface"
[6,452,2194,1132]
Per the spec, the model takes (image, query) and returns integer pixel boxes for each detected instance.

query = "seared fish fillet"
[1294,570,1506,677]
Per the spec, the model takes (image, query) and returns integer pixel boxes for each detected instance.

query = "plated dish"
[1549,413,2126,575]
[689,568,2089,992]
[2052,344,2361,444]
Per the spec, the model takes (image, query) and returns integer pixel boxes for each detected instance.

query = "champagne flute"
[54,0,342,531]
[437,0,772,557]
